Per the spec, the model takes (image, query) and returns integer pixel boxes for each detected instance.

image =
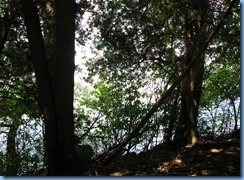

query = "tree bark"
[6,120,20,175]
[42,1,56,83]
[164,89,180,143]
[103,0,238,164]
[230,99,238,131]
[22,0,77,174]
[21,0,58,175]
[174,0,208,146]
[0,2,15,56]
[54,0,77,174]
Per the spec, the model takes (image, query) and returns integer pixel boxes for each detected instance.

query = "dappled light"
[0,0,239,176]
[82,136,239,176]
[210,148,223,153]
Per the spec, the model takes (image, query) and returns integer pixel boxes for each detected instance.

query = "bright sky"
[74,12,92,84]
[74,11,101,85]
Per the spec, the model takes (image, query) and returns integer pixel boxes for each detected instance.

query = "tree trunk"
[164,89,180,143]
[42,1,56,84]
[230,99,238,131]
[54,0,77,174]
[0,1,15,56]
[22,0,77,175]
[21,0,59,175]
[6,120,20,175]
[174,1,208,146]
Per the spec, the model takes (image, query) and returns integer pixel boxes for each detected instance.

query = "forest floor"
[83,135,240,176]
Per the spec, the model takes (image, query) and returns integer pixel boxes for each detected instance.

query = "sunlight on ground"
[210,148,223,153]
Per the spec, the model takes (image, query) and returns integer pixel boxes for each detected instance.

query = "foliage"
[84,0,240,143]
[0,0,44,175]
[0,0,240,175]
[74,79,151,154]
[198,3,240,137]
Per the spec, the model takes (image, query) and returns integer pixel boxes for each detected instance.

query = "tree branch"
[102,0,239,164]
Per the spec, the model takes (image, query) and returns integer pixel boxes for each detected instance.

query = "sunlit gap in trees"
[73,3,240,154]
[199,98,240,137]
[0,115,44,160]
[74,14,180,154]
[74,42,172,154]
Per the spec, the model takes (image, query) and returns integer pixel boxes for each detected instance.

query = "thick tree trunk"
[54,0,77,174]
[22,0,77,174]
[22,0,77,175]
[21,0,59,175]
[174,1,208,146]
[42,1,56,83]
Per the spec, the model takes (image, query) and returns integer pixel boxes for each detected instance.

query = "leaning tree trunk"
[103,0,237,165]
[0,1,15,56]
[21,0,59,175]
[174,1,208,146]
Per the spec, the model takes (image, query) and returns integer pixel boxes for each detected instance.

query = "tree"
[85,0,239,163]
[0,0,89,175]
[0,63,42,175]
[74,79,150,156]
[198,0,240,137]
[0,0,240,174]
[0,1,42,173]
[0,0,15,56]
[21,0,77,175]
[54,0,77,174]
[174,0,209,146]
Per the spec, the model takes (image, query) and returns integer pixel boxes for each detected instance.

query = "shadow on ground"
[84,136,240,176]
